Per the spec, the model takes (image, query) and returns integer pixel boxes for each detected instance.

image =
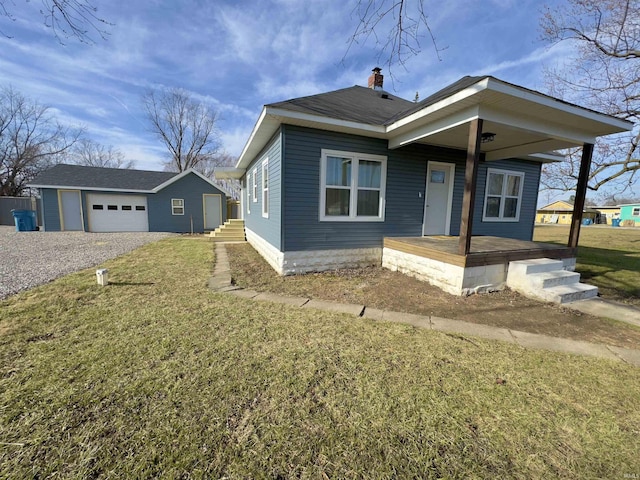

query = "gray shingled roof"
[30,164,176,190]
[267,85,415,125]
[384,76,486,124]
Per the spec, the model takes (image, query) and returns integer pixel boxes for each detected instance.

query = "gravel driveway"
[0,226,174,300]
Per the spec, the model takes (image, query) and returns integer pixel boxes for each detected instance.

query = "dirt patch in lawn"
[227,243,640,350]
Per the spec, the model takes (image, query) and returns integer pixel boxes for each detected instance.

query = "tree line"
[0,85,230,197]
[2,0,638,199]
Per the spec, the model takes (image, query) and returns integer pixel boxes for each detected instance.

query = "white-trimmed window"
[246,173,250,214]
[252,167,258,202]
[633,207,640,217]
[483,168,524,222]
[171,198,184,215]
[320,149,387,222]
[262,158,269,218]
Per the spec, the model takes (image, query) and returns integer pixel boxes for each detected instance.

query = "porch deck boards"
[384,236,576,268]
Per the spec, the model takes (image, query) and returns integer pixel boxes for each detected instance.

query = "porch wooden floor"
[384,236,576,268]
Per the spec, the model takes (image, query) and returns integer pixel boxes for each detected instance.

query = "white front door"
[422,162,455,236]
[87,194,149,232]
[59,190,83,231]
[203,194,222,230]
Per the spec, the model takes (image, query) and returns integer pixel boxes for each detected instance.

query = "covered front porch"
[382,235,577,295]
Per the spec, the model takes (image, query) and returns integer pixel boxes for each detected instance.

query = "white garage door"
[87,194,149,232]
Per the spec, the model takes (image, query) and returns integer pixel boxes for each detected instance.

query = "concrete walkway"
[211,243,640,367]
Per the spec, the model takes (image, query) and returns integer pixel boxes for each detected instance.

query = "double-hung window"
[171,198,184,215]
[246,173,251,214]
[252,168,258,203]
[483,168,524,222]
[633,207,640,217]
[320,149,386,221]
[262,159,269,218]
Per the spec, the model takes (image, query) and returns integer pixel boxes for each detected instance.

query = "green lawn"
[1,237,639,478]
[534,226,640,306]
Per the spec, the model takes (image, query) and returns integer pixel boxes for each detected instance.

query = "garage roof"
[29,164,231,196]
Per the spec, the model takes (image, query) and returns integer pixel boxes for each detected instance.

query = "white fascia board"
[386,78,490,133]
[236,108,269,169]
[214,167,246,180]
[152,169,234,197]
[517,152,566,163]
[266,107,386,135]
[485,77,632,133]
[479,105,596,145]
[485,140,570,161]
[236,106,386,170]
[388,106,480,149]
[27,184,153,193]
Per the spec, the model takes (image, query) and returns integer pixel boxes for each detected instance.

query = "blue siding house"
[30,164,228,233]
[216,69,630,294]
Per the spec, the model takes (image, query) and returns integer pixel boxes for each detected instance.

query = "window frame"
[171,198,185,216]
[482,168,524,222]
[262,158,269,218]
[252,167,258,203]
[319,149,387,222]
[246,173,251,214]
[633,207,640,217]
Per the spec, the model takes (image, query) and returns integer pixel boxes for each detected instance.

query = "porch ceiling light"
[481,132,496,143]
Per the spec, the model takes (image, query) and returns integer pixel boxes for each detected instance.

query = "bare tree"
[0,86,82,196]
[0,0,112,44]
[540,0,640,194]
[142,87,221,173]
[70,138,133,169]
[346,0,443,73]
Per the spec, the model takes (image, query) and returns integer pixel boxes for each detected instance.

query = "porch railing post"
[568,142,594,248]
[458,118,483,256]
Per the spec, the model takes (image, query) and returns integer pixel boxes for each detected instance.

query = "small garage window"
[93,204,104,210]
[136,205,146,211]
[172,198,184,215]
[108,205,118,211]
[122,205,132,211]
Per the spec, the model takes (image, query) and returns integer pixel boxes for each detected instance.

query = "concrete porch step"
[508,258,565,276]
[506,257,598,305]
[527,270,581,289]
[538,283,599,304]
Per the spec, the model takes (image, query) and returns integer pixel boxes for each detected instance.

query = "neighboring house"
[535,201,599,225]
[591,205,621,225]
[216,69,631,294]
[619,203,640,226]
[29,164,227,233]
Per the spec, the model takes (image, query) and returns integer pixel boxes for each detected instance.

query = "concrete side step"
[508,258,565,276]
[528,270,581,289]
[539,283,598,304]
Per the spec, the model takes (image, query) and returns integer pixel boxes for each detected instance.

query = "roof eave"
[236,106,386,170]
[28,184,154,193]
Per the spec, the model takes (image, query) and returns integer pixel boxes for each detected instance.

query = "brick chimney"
[368,67,384,90]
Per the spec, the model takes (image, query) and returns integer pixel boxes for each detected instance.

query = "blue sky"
[0,0,572,173]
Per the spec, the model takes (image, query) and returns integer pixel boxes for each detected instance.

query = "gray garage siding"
[40,188,61,231]
[39,172,227,233]
[148,173,226,233]
[244,130,282,250]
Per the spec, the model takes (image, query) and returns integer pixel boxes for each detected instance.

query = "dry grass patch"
[228,243,640,349]
[1,237,640,478]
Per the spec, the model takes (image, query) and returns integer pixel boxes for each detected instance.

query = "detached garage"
[29,164,228,233]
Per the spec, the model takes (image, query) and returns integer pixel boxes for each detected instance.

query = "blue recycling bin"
[611,218,621,227]
[11,209,37,232]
